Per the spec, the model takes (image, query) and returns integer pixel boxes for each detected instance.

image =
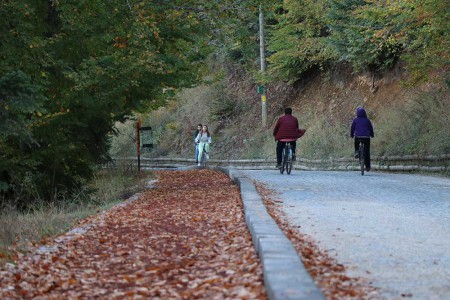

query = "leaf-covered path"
[0,170,266,299]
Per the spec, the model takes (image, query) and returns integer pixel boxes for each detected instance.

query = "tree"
[327,0,403,73]
[381,0,450,83]
[268,0,336,81]
[0,0,213,206]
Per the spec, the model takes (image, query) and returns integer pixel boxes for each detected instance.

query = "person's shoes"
[197,163,201,166]
[365,167,371,172]
[292,154,296,161]
[195,160,198,164]
[276,164,282,169]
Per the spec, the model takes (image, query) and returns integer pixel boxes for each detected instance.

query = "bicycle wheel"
[199,145,207,166]
[202,153,207,166]
[359,143,365,176]
[203,148,208,166]
[286,146,293,175]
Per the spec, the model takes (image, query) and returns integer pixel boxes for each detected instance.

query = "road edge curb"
[211,166,325,300]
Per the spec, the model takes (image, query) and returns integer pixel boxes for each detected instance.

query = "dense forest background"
[1,0,449,207]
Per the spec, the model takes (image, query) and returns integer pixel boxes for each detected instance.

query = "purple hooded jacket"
[350,107,374,138]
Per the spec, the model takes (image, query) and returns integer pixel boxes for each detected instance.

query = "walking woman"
[195,125,212,166]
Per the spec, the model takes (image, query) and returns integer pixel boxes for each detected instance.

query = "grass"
[0,168,153,265]
[375,88,450,156]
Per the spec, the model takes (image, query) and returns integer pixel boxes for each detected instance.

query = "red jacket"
[273,114,300,140]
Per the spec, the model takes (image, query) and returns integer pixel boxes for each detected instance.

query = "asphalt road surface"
[242,169,450,299]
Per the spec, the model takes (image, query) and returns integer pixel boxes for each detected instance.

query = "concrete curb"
[209,166,325,300]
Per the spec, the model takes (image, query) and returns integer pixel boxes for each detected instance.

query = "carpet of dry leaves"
[0,170,266,299]
[255,182,380,300]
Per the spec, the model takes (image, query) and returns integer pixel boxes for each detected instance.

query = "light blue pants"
[198,142,210,162]
[195,144,199,161]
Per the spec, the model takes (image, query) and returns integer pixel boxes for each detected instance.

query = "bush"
[299,119,349,159]
[109,120,138,158]
[209,83,246,126]
[376,88,450,156]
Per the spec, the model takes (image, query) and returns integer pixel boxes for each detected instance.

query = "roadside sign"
[257,85,265,94]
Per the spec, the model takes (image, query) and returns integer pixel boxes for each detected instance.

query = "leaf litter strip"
[0,170,266,299]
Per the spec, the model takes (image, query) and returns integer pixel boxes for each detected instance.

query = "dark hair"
[197,124,202,127]
[202,125,211,137]
[284,107,292,115]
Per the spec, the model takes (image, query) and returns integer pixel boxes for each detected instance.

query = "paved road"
[242,170,450,300]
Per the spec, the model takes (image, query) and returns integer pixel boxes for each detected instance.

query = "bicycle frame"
[355,136,369,176]
[199,143,208,166]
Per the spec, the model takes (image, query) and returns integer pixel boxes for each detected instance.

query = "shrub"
[209,85,245,126]
[376,88,450,156]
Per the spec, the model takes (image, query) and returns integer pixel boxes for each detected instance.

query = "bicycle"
[280,141,294,175]
[355,136,369,176]
[198,143,209,167]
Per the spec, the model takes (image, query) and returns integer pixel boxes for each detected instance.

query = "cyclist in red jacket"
[273,107,303,168]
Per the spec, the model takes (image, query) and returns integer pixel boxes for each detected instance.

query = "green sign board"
[257,85,265,94]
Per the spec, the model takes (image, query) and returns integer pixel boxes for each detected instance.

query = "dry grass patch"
[0,169,149,266]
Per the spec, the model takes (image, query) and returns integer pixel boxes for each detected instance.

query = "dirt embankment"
[205,64,411,159]
[144,62,448,160]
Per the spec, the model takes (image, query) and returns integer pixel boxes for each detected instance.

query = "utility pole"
[259,5,267,128]
[136,116,141,172]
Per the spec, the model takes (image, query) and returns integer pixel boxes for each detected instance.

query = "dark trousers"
[354,137,371,169]
[277,141,296,165]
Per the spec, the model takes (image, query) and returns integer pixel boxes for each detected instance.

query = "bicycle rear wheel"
[286,147,293,175]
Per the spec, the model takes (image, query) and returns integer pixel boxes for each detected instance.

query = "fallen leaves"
[0,170,266,299]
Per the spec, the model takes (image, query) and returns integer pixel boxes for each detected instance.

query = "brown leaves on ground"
[0,170,266,299]
[255,181,380,300]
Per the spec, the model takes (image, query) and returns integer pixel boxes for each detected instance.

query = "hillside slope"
[113,64,449,161]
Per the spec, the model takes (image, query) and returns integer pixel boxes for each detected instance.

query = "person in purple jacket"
[350,107,374,171]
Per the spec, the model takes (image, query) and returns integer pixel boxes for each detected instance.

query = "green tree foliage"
[267,0,448,81]
[331,0,449,79]
[204,1,262,66]
[1,1,49,200]
[1,0,212,206]
[0,71,46,195]
[327,0,403,72]
[377,0,450,83]
[268,0,336,81]
[198,0,278,68]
